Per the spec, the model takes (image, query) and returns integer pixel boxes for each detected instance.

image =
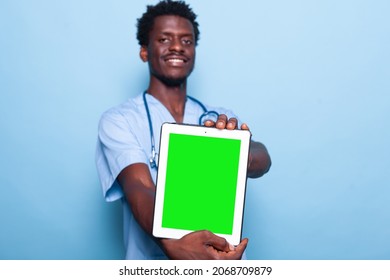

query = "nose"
[169,37,184,53]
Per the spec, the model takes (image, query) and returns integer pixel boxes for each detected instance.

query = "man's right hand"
[160,230,248,260]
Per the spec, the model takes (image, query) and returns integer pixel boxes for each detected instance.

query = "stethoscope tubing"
[143,91,219,169]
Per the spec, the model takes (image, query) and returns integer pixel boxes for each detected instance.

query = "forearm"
[247,141,271,178]
[125,185,156,234]
[117,163,156,234]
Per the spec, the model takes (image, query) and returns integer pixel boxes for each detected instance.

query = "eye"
[182,39,193,45]
[158,37,170,43]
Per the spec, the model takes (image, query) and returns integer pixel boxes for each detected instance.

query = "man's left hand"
[204,114,250,131]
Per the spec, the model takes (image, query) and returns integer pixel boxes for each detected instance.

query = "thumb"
[235,238,249,254]
[203,231,234,252]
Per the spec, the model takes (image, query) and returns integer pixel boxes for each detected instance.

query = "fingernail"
[229,243,235,251]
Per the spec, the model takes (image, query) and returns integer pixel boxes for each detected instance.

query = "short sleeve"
[95,109,148,202]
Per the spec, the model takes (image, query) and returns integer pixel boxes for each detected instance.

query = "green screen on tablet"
[161,133,241,234]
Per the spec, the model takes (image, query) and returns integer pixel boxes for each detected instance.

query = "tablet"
[152,123,251,245]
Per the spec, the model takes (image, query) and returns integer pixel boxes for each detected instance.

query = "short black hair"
[136,0,200,46]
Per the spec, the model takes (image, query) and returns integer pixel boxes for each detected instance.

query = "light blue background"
[1,0,389,259]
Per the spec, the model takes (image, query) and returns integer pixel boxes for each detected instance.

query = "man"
[96,0,271,260]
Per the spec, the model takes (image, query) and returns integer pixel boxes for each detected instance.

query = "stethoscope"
[143,90,219,169]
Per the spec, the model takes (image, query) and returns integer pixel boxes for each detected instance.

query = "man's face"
[141,15,196,87]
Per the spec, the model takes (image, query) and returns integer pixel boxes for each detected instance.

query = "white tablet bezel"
[152,123,251,245]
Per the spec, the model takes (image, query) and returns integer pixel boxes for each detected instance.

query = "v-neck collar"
[144,92,192,123]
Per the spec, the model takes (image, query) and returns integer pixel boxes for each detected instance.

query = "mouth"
[164,55,189,65]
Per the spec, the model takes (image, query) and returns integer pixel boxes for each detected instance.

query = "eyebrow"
[160,31,194,37]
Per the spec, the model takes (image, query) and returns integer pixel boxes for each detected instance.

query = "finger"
[240,123,250,131]
[203,120,215,127]
[226,118,238,130]
[216,114,228,129]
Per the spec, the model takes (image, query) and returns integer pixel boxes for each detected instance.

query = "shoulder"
[99,94,146,128]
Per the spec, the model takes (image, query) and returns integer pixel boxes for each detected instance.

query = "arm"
[247,140,271,178]
[117,163,248,260]
[204,114,272,178]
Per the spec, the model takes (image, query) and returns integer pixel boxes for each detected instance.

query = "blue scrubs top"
[96,93,240,259]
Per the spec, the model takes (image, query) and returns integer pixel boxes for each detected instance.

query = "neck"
[147,78,187,123]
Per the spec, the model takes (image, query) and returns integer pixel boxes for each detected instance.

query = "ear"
[140,46,148,62]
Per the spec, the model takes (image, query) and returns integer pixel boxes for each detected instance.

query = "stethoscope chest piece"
[149,146,158,169]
